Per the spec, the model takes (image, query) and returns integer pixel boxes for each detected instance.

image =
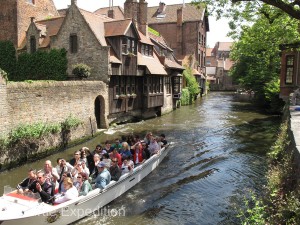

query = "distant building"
[279,43,300,101]
[205,42,235,91]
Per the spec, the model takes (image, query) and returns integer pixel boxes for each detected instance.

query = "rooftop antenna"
[109,0,113,10]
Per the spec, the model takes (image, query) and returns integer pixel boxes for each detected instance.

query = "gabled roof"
[94,6,125,20]
[58,9,68,17]
[164,58,184,70]
[148,3,205,24]
[104,19,133,37]
[217,42,233,51]
[79,9,114,46]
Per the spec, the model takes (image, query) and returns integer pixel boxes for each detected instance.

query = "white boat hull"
[0,146,170,224]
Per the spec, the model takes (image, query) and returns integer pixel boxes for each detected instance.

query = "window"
[286,55,294,84]
[141,44,153,56]
[122,37,136,55]
[144,76,164,94]
[70,34,78,53]
[30,36,36,53]
[173,76,182,94]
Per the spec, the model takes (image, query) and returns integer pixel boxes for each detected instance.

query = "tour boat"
[0,145,170,224]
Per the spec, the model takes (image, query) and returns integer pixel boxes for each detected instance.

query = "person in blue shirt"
[94,161,111,189]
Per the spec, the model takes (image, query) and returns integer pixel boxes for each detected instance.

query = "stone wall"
[0,75,10,135]
[1,80,109,136]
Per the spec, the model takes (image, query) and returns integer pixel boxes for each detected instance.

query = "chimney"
[108,9,114,19]
[177,8,183,26]
[158,2,166,14]
[124,0,138,23]
[71,0,77,5]
[30,17,35,23]
[138,0,148,36]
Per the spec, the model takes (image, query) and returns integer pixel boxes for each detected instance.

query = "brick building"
[147,3,209,78]
[205,42,235,91]
[0,0,59,49]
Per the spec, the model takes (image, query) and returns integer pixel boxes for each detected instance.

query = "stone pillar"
[0,71,10,135]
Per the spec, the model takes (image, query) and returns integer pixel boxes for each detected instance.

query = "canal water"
[0,92,280,225]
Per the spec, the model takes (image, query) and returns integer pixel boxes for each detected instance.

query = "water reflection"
[0,92,280,225]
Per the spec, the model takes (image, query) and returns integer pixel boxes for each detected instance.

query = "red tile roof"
[104,19,133,37]
[217,42,233,51]
[137,52,167,75]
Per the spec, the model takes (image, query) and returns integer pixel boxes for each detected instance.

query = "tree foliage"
[0,41,17,79]
[229,7,299,112]
[15,49,68,81]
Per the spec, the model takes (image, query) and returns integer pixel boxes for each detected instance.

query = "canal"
[0,92,281,225]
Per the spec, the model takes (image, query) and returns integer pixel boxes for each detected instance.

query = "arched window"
[30,36,36,53]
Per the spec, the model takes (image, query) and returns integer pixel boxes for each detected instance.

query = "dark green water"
[0,92,280,225]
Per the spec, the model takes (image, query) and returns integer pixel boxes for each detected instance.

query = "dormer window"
[141,44,153,57]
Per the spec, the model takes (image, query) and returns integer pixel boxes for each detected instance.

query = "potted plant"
[118,94,127,99]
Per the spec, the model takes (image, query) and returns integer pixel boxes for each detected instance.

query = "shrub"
[0,41,17,79]
[72,63,91,79]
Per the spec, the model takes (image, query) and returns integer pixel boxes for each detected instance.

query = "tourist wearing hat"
[94,161,111,189]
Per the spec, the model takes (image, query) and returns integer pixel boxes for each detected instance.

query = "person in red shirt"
[109,147,122,168]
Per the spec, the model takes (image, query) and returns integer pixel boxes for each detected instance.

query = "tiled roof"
[224,58,233,71]
[138,31,153,45]
[138,52,167,75]
[79,9,114,46]
[217,42,233,51]
[35,17,65,48]
[94,6,125,20]
[109,47,121,64]
[164,58,184,70]
[148,3,205,24]
[104,19,132,37]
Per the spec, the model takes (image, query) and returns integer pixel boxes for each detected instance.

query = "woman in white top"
[54,177,78,204]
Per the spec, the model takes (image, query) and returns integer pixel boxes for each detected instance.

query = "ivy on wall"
[0,41,17,79]
[0,41,68,81]
[15,48,68,81]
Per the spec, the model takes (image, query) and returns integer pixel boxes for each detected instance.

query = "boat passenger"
[94,161,111,189]
[126,134,135,147]
[80,147,89,163]
[69,150,81,167]
[58,172,69,193]
[111,138,122,152]
[74,172,92,196]
[80,160,90,177]
[109,158,121,181]
[160,134,168,147]
[71,160,89,182]
[109,147,122,168]
[144,132,153,145]
[120,142,132,160]
[54,177,78,204]
[103,140,113,153]
[148,136,161,156]
[141,141,150,160]
[43,160,60,183]
[89,153,101,180]
[56,158,73,180]
[121,156,134,175]
[102,153,111,168]
[17,168,37,194]
[133,143,146,166]
[30,171,53,204]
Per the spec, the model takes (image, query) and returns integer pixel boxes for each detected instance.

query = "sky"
[52,0,233,48]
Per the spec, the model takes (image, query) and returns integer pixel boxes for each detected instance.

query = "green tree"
[229,8,298,112]
[0,41,16,80]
